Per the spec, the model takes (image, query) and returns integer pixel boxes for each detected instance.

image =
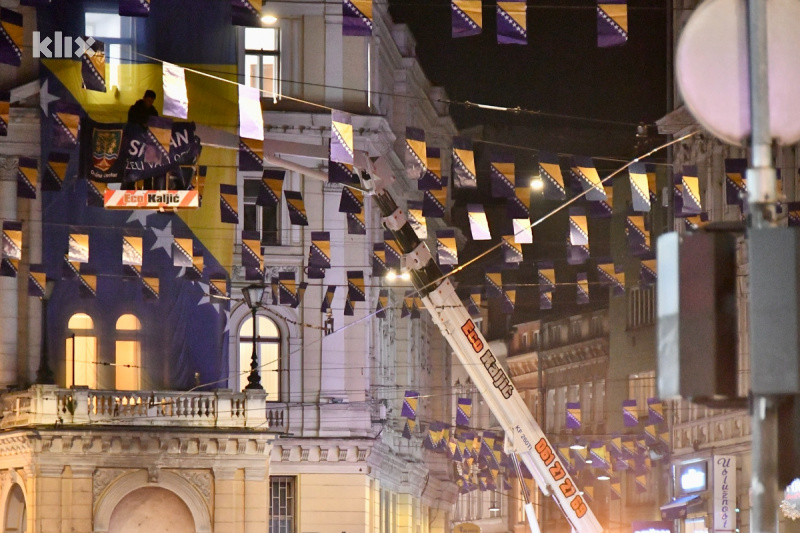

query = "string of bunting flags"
[399,389,668,495]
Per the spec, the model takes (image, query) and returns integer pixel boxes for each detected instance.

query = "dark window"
[269,476,295,533]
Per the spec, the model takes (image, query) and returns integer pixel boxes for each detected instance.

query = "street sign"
[104,190,199,209]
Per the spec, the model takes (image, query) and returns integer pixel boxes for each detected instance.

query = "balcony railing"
[0,385,288,432]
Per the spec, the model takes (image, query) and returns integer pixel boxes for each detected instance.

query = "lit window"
[115,314,141,391]
[85,12,134,90]
[4,484,25,533]
[239,314,280,400]
[243,176,280,246]
[269,476,295,533]
[244,27,280,98]
[67,313,97,388]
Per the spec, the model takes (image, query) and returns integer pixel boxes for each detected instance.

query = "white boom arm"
[375,194,603,533]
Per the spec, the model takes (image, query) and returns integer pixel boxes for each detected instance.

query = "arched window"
[66,313,97,388]
[4,484,25,533]
[239,314,280,400]
[116,314,142,390]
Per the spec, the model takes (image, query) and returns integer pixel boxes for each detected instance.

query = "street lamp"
[35,280,56,385]
[241,283,266,391]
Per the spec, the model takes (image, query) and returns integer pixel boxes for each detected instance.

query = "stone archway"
[94,470,211,533]
[108,487,194,533]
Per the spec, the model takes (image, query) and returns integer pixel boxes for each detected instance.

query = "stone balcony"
[0,385,288,432]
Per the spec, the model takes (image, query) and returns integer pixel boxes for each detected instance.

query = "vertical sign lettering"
[714,455,736,531]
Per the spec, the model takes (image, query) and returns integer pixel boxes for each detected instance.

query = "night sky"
[387,0,669,332]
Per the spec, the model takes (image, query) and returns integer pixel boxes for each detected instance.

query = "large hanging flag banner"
[239,137,264,171]
[284,191,308,226]
[330,111,356,184]
[80,38,106,92]
[79,118,201,183]
[597,259,625,296]
[681,165,703,214]
[16,157,37,199]
[309,231,331,269]
[597,0,628,47]
[231,0,262,27]
[148,115,174,155]
[640,257,657,286]
[402,391,419,419]
[347,270,366,302]
[502,235,523,264]
[452,136,477,189]
[43,152,69,191]
[376,289,389,319]
[623,399,638,427]
[577,272,589,304]
[467,204,492,240]
[501,274,516,314]
[241,231,264,280]
[187,249,204,281]
[538,152,566,200]
[467,287,481,317]
[566,402,581,429]
[0,90,8,136]
[0,8,22,67]
[507,186,530,219]
[725,158,747,205]
[77,264,97,298]
[456,398,472,427]
[384,230,402,268]
[257,169,284,207]
[497,0,527,44]
[53,102,81,149]
[120,0,151,17]
[485,266,503,299]
[173,237,193,267]
[68,233,90,263]
[405,127,427,182]
[626,215,651,256]
[343,0,373,35]
[423,186,447,218]
[219,184,239,224]
[490,152,515,198]
[163,62,189,119]
[647,398,664,424]
[418,147,442,191]
[372,243,387,277]
[339,186,364,213]
[590,186,614,218]
[629,162,651,212]
[437,229,459,265]
[347,212,366,235]
[568,207,590,265]
[571,157,607,201]
[209,274,228,300]
[321,285,336,313]
[451,0,482,37]
[239,85,264,140]
[406,200,427,239]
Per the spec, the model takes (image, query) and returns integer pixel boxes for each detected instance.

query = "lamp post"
[241,283,266,391]
[35,280,56,385]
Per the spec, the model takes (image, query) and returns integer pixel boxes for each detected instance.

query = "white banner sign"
[714,455,736,532]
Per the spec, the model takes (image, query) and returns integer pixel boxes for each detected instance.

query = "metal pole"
[245,305,263,390]
[746,0,779,531]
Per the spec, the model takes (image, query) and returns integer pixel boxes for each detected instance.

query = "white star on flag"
[127,210,157,227]
[40,79,60,116]
[150,221,173,257]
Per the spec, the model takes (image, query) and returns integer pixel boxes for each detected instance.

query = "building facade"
[0,0,460,531]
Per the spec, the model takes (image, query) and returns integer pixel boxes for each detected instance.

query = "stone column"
[243,468,267,533]
[68,465,94,533]
[213,467,243,533]
[25,164,43,384]
[34,465,64,533]
[0,157,18,386]
[397,493,413,533]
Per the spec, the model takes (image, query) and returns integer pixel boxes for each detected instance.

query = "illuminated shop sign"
[680,462,708,493]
